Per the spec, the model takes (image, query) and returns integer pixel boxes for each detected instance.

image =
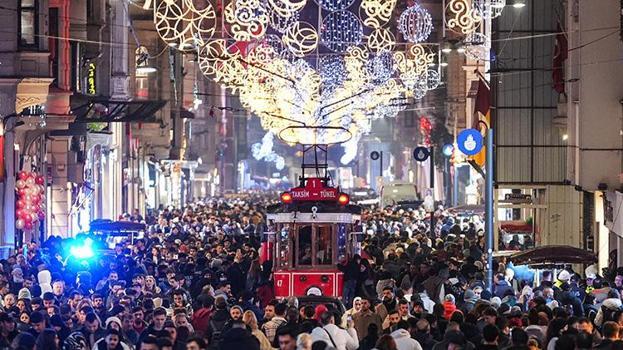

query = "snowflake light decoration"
[399,3,433,43]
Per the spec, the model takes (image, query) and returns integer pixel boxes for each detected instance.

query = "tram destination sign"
[290,178,339,201]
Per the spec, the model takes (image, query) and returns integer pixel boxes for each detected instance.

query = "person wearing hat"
[0,312,18,348]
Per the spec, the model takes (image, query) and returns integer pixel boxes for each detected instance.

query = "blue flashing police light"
[69,238,95,260]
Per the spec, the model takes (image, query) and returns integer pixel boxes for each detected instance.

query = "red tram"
[264,177,362,298]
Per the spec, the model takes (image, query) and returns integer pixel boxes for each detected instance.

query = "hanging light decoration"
[154,0,449,145]
[154,0,217,50]
[399,3,434,43]
[473,0,505,19]
[463,32,490,61]
[444,0,481,35]
[320,10,364,52]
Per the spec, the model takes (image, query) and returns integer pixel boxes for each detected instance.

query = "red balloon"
[17,188,26,197]
[31,195,41,204]
[33,205,40,212]
[35,176,44,185]
[19,210,30,221]
[18,171,28,181]
[16,209,24,219]
[24,221,33,230]
[16,200,26,209]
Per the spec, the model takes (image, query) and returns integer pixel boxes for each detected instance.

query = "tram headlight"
[281,192,293,204]
[338,193,350,206]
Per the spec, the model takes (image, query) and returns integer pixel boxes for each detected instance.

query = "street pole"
[429,146,434,239]
[485,128,494,294]
[379,151,383,181]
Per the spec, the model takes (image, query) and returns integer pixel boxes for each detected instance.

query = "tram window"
[317,226,333,265]
[278,227,290,268]
[298,225,313,266]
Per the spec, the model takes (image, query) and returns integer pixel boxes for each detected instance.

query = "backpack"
[601,304,621,323]
[209,318,227,348]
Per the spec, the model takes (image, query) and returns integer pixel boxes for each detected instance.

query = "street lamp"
[511,0,526,8]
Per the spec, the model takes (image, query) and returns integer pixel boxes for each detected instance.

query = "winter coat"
[443,301,457,320]
[310,324,359,350]
[390,329,423,350]
[219,327,260,350]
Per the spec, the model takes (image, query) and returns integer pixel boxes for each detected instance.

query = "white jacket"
[391,329,423,350]
[311,324,359,350]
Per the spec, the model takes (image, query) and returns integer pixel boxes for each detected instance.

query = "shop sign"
[87,63,96,95]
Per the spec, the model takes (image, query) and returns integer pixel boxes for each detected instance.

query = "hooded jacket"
[390,328,423,350]
[310,324,359,350]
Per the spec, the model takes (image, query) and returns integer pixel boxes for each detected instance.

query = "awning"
[510,245,597,266]
[70,93,167,123]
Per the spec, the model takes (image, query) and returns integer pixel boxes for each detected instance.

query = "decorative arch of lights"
[151,0,503,145]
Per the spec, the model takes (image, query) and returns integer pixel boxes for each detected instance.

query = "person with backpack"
[310,311,359,350]
[207,296,231,349]
[192,296,214,338]
[595,289,623,327]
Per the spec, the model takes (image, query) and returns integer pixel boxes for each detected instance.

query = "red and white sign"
[290,178,338,202]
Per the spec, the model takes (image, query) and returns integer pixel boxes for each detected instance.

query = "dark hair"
[275,302,287,316]
[375,334,398,350]
[575,331,593,348]
[186,337,207,349]
[35,329,57,350]
[85,312,98,324]
[106,328,121,336]
[303,305,315,318]
[482,307,497,317]
[396,320,409,331]
[141,335,159,346]
[511,327,529,345]
[276,325,297,340]
[604,321,620,339]
[482,324,499,343]
[153,307,167,317]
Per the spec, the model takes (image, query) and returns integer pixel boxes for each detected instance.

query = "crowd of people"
[0,197,621,350]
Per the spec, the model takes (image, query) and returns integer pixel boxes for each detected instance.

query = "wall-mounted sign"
[501,193,533,204]
[87,63,96,95]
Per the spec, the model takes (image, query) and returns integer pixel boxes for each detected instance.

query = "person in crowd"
[8,195,623,350]
[310,311,358,350]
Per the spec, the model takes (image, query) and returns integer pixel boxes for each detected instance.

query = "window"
[316,226,333,265]
[277,226,290,269]
[297,225,312,266]
[19,0,38,48]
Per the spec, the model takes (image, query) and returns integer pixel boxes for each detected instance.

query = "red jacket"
[443,301,457,320]
[191,307,212,337]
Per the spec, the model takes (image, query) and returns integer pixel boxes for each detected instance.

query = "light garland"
[399,3,433,43]
[316,0,356,12]
[320,10,363,53]
[154,0,450,146]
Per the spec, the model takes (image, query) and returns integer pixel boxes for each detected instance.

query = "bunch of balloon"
[15,171,46,232]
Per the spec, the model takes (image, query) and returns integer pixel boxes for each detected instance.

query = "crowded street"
[1,0,622,349]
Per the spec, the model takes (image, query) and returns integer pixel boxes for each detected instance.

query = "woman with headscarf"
[341,297,363,328]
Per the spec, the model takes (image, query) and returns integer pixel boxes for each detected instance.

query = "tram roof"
[266,202,362,215]
[266,203,362,224]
